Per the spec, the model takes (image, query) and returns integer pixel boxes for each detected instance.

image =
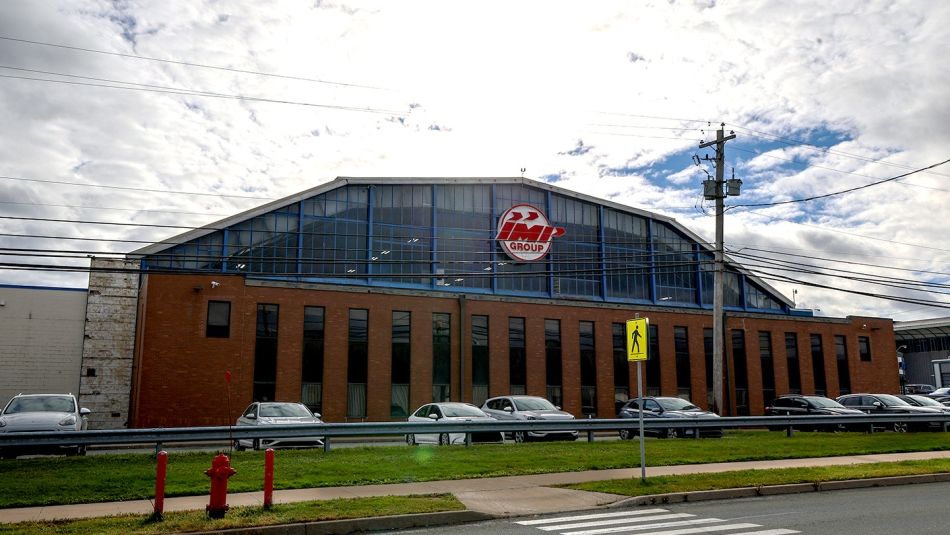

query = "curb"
[186,511,494,535]
[608,472,950,508]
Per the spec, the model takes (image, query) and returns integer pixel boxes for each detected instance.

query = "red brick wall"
[130,274,898,427]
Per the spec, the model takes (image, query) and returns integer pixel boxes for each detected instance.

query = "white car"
[481,395,578,442]
[406,402,503,446]
[0,393,91,459]
[234,402,324,451]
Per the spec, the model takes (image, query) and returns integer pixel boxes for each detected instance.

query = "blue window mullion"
[546,190,554,297]
[598,205,607,301]
[490,184,497,294]
[431,185,438,288]
[693,244,702,306]
[648,219,657,303]
[221,228,230,272]
[297,201,304,277]
[367,186,375,279]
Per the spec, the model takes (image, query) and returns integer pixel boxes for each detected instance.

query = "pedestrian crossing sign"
[626,318,649,361]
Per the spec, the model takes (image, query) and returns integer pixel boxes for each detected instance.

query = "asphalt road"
[390,480,950,535]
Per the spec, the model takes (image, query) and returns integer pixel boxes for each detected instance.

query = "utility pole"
[699,124,738,415]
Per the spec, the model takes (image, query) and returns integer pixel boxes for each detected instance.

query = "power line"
[730,157,950,209]
[0,174,275,200]
[0,35,384,90]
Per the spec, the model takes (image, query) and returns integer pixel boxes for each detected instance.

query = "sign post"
[626,317,649,482]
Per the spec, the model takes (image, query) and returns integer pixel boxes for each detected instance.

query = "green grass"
[565,459,950,496]
[1,430,948,508]
[0,494,463,535]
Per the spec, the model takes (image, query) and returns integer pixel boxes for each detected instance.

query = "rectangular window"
[432,313,451,402]
[391,311,411,417]
[347,309,369,418]
[810,334,826,396]
[674,326,691,399]
[646,324,661,396]
[545,319,563,407]
[253,304,279,402]
[835,335,851,395]
[859,336,871,362]
[207,301,231,338]
[785,333,801,393]
[759,331,776,407]
[509,318,527,394]
[302,306,324,414]
[731,330,749,415]
[472,315,490,406]
[579,321,597,415]
[612,323,630,413]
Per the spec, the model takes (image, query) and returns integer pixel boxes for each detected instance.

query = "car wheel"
[513,431,527,443]
[406,434,417,446]
[618,429,633,440]
[893,422,908,433]
[76,446,87,456]
[438,433,451,446]
[659,428,676,439]
[252,438,261,451]
[234,440,246,452]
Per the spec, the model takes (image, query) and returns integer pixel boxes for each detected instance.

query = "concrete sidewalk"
[2,450,950,526]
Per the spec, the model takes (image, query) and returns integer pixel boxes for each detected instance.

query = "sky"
[0,0,948,322]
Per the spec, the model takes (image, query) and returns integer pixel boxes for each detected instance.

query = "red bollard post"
[205,453,237,519]
[152,450,168,520]
[263,448,274,509]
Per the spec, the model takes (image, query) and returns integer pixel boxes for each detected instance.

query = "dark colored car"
[898,394,950,413]
[765,394,864,431]
[836,393,944,432]
[926,387,950,398]
[616,397,722,439]
[903,384,936,395]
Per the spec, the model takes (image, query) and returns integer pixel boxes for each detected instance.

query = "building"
[894,317,950,389]
[0,284,87,406]
[80,177,898,429]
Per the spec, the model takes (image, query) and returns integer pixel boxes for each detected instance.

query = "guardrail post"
[465,433,472,447]
[155,441,163,457]
[587,414,594,443]
[786,425,794,438]
[323,437,331,452]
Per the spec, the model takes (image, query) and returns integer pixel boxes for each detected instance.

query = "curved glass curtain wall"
[141,182,787,313]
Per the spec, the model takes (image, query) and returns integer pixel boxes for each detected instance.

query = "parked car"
[234,402,324,451]
[406,402,503,446]
[481,395,578,442]
[898,394,950,413]
[926,387,950,398]
[836,393,944,432]
[616,397,722,439]
[0,393,91,459]
[903,384,936,395]
[765,394,864,431]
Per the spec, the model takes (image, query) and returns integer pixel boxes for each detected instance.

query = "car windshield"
[259,404,313,418]
[656,398,699,411]
[4,396,75,414]
[907,395,942,407]
[441,404,487,418]
[805,396,845,408]
[876,394,910,406]
[513,397,557,411]
[932,388,950,396]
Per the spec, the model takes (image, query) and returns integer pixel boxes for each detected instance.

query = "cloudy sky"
[0,0,947,322]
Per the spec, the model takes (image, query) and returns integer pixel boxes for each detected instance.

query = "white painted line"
[726,530,800,535]
[564,517,724,535]
[591,524,761,535]
[539,513,695,531]
[517,509,672,526]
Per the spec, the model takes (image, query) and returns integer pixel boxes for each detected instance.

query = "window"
[603,209,651,301]
[253,304,279,402]
[759,332,775,407]
[545,319,562,407]
[433,313,451,402]
[674,326,691,399]
[859,336,871,362]
[472,315,490,406]
[302,306,324,413]
[731,330,749,415]
[785,333,801,393]
[612,323,630,412]
[810,334,826,396]
[509,318,527,394]
[579,321,597,415]
[835,335,851,395]
[391,311,411,417]
[646,324,661,396]
[207,301,231,338]
[347,309,368,418]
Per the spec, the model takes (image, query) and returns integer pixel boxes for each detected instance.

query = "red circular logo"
[495,204,565,262]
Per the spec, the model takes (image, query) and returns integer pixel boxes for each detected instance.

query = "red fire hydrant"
[205,453,237,519]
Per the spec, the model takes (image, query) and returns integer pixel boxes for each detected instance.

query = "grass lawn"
[0,430,948,508]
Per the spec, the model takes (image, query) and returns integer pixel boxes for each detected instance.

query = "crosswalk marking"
[514,509,801,535]
[518,509,673,526]
[540,513,694,531]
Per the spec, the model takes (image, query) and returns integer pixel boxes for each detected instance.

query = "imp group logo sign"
[495,204,566,262]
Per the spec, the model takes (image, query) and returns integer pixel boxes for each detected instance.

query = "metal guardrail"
[1,413,949,451]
